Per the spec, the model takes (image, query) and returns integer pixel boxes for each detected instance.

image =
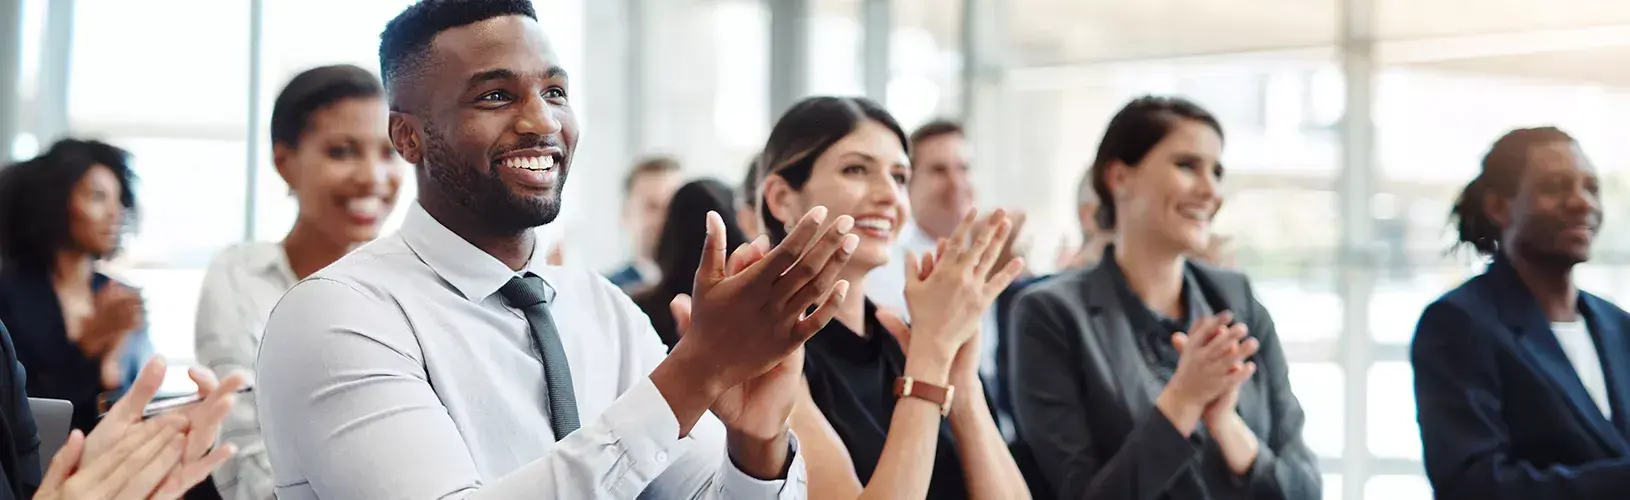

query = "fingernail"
[835,280,851,299]
[836,215,854,233]
[753,235,771,250]
[841,234,860,254]
[812,206,828,224]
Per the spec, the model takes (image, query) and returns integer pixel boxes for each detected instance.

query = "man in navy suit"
[1413,126,1630,499]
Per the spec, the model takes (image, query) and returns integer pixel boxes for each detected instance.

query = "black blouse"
[803,301,969,499]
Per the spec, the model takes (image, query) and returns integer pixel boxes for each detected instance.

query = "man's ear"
[1484,189,1512,230]
[389,111,424,165]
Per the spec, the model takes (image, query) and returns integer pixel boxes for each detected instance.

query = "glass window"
[69,0,249,130]
[1364,474,1433,500]
[809,0,864,97]
[1367,362,1421,460]
[1324,474,1344,500]
[890,0,962,130]
[1003,0,1338,67]
[641,0,769,182]
[1290,362,1345,458]
[103,137,247,364]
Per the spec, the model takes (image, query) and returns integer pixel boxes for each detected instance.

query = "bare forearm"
[855,346,955,500]
[1209,414,1260,476]
[948,379,1031,500]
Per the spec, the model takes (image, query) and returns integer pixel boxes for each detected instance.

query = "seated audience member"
[0,139,155,432]
[1010,96,1319,500]
[634,179,749,349]
[193,64,401,500]
[0,318,243,499]
[607,156,682,291]
[760,96,1030,499]
[1413,127,1630,498]
[256,1,854,497]
[737,158,763,239]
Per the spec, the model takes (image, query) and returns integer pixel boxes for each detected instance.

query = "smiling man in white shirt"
[256,1,860,498]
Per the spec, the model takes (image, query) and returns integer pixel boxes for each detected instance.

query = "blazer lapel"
[1581,294,1630,446]
[1491,260,1627,452]
[1079,264,1165,426]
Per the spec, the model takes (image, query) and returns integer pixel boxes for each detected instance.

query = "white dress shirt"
[257,203,806,499]
[1552,319,1613,419]
[194,242,297,500]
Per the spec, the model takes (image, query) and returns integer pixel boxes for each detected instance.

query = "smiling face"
[1106,118,1225,256]
[277,96,403,245]
[391,15,576,234]
[764,119,910,274]
[1490,140,1602,267]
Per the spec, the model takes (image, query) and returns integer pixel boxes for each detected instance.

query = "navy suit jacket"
[1413,257,1630,499]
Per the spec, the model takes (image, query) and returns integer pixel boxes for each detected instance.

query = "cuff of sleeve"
[721,431,807,499]
[1141,409,1203,476]
[604,378,687,489]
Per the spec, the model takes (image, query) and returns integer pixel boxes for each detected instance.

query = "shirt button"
[655,451,669,463]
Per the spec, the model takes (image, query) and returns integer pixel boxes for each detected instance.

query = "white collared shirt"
[257,203,805,499]
[195,241,298,500]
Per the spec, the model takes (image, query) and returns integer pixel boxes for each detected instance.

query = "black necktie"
[499,274,580,440]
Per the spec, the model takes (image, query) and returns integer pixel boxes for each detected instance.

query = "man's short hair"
[379,0,538,99]
[624,156,681,195]
[908,119,964,151]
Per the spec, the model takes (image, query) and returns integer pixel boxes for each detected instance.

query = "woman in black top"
[1009,96,1319,499]
[635,179,749,349]
[757,96,1030,499]
[0,139,156,432]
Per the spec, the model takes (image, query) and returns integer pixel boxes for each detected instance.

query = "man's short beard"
[420,119,564,234]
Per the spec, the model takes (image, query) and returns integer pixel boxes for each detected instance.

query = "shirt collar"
[400,202,551,303]
[899,221,939,252]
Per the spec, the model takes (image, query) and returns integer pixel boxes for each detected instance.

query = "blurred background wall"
[9,0,1630,498]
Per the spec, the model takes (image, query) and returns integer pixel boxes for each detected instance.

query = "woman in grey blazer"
[1009,96,1319,500]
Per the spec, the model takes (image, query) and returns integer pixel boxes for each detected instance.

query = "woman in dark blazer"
[1413,127,1630,499]
[0,139,155,433]
[1010,96,1319,500]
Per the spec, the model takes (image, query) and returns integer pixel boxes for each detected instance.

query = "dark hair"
[624,156,682,195]
[635,179,748,348]
[907,119,964,162]
[1450,126,1577,256]
[736,156,760,211]
[1087,96,1223,230]
[379,0,537,96]
[271,65,385,148]
[758,96,908,243]
[0,139,137,270]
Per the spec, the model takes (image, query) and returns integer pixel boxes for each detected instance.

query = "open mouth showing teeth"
[500,155,556,171]
[854,218,893,233]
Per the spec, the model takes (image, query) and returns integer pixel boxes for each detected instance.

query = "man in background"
[607,156,681,290]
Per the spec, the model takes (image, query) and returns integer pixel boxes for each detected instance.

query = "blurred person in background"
[633,179,748,349]
[1010,96,1318,500]
[1413,127,1630,498]
[737,157,763,239]
[759,96,1030,499]
[606,156,682,291]
[0,139,156,433]
[193,64,401,500]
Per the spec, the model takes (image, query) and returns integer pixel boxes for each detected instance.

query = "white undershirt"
[1552,319,1613,419]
